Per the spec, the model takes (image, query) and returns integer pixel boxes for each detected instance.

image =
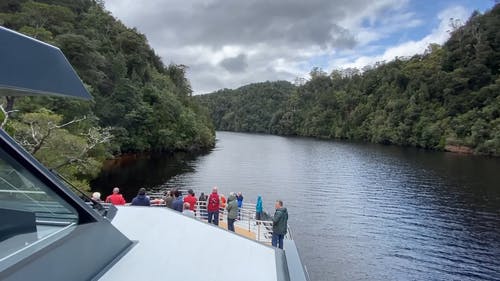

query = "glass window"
[0,147,78,270]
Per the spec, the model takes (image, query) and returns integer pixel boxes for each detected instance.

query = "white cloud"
[332,5,471,70]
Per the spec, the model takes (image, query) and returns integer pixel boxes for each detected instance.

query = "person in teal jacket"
[256,195,263,220]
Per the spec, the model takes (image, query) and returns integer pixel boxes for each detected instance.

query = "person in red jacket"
[183,189,197,212]
[220,194,227,209]
[105,187,126,205]
[207,186,220,225]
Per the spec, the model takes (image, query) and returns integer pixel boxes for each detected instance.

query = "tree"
[10,109,112,190]
[198,4,500,156]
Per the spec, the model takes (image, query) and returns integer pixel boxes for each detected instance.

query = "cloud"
[332,5,471,70]
[219,54,248,73]
[104,0,484,93]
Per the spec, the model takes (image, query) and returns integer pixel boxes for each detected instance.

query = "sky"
[104,0,496,94]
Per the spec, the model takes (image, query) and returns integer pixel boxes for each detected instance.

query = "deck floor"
[216,221,256,240]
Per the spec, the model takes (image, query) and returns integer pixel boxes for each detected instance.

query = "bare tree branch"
[0,103,19,129]
[53,116,87,129]
[53,127,113,170]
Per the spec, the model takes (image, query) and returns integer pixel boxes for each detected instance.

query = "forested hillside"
[0,0,215,189]
[198,5,500,156]
[197,81,294,133]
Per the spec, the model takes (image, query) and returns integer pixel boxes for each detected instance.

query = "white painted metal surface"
[99,206,278,281]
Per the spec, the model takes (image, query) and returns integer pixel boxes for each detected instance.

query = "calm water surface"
[92,131,500,281]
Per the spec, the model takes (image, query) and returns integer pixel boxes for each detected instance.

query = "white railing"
[140,192,290,244]
[193,201,290,244]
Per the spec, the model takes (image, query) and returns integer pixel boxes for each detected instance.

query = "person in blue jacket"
[237,192,244,219]
[131,188,151,206]
[256,195,263,220]
[237,192,244,208]
[172,190,184,212]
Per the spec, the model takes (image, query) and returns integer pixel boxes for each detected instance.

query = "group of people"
[93,186,289,249]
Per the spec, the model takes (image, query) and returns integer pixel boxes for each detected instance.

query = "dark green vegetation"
[198,5,500,156]
[197,81,294,133]
[0,0,215,190]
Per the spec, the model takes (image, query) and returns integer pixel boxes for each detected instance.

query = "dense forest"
[198,5,500,156]
[197,81,295,133]
[0,0,215,189]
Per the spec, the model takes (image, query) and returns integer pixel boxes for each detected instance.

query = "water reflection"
[90,151,209,200]
[92,132,500,281]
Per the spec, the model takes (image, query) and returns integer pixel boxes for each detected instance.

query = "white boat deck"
[99,206,280,281]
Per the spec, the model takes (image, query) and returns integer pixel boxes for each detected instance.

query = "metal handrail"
[136,193,291,244]
[192,201,290,244]
[0,189,46,194]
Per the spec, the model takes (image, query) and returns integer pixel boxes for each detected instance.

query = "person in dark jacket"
[164,190,174,209]
[172,189,183,212]
[226,193,238,232]
[272,200,288,249]
[236,192,243,219]
[198,192,208,219]
[131,188,151,206]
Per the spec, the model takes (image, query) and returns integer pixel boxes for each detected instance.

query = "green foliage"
[197,81,295,133]
[1,0,215,155]
[9,109,111,191]
[199,5,500,156]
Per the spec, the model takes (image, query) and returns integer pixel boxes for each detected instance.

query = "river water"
[91,131,500,281]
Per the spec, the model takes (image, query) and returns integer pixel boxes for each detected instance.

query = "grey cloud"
[105,0,401,93]
[219,54,248,72]
[112,0,366,49]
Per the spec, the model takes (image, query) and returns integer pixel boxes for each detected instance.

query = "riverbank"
[444,144,474,154]
[216,130,498,157]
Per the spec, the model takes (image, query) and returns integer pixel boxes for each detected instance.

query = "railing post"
[258,223,260,241]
